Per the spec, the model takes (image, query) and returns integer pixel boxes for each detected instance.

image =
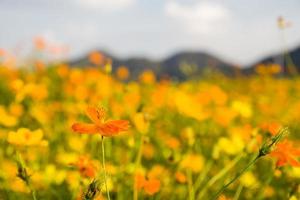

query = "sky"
[0,0,300,65]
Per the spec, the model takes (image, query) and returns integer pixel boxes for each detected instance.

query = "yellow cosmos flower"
[174,91,209,121]
[232,100,252,118]
[240,172,258,188]
[133,113,149,134]
[180,154,204,173]
[0,106,18,127]
[7,128,48,146]
[213,136,244,159]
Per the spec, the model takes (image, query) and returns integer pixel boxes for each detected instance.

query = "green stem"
[187,170,195,200]
[233,184,243,200]
[194,160,213,194]
[30,187,37,200]
[197,153,243,199]
[101,136,111,200]
[25,181,37,200]
[210,154,260,200]
[134,135,144,200]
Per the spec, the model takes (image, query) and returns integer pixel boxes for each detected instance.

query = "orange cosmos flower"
[89,51,105,65]
[116,66,130,80]
[134,173,161,195]
[72,106,129,137]
[71,155,97,178]
[143,179,160,195]
[34,36,46,50]
[260,122,282,136]
[270,140,300,167]
[0,48,6,57]
[175,171,187,183]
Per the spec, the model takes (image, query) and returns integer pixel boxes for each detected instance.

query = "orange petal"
[86,106,106,124]
[276,156,287,167]
[291,149,300,156]
[72,123,99,134]
[135,173,146,190]
[99,120,130,137]
[144,179,161,195]
[287,156,300,167]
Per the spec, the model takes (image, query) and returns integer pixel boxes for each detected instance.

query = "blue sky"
[0,0,300,65]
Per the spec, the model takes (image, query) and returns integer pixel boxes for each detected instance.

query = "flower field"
[0,55,300,200]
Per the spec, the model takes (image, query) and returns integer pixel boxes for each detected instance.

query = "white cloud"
[165,1,231,34]
[76,0,135,11]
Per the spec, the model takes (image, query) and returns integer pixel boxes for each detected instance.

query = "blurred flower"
[260,122,282,135]
[116,66,130,80]
[34,36,46,50]
[255,63,282,75]
[34,60,45,71]
[13,82,48,102]
[44,164,66,185]
[89,51,105,65]
[133,112,149,134]
[175,171,187,183]
[240,172,258,188]
[7,128,48,146]
[143,143,155,160]
[165,136,180,150]
[0,48,7,57]
[56,64,69,78]
[175,91,208,121]
[9,103,24,117]
[134,173,161,195]
[213,136,244,158]
[139,70,156,84]
[70,155,98,178]
[232,100,252,118]
[270,140,300,167]
[180,154,204,173]
[72,106,130,137]
[0,106,18,127]
[277,16,292,29]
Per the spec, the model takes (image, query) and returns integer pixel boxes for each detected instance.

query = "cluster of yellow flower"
[0,53,300,200]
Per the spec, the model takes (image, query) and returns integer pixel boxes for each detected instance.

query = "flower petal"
[86,106,106,124]
[99,120,130,136]
[287,156,300,167]
[72,123,99,134]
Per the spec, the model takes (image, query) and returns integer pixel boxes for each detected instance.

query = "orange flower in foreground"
[270,140,300,167]
[72,106,130,137]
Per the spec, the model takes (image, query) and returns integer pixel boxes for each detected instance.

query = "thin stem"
[197,153,243,199]
[187,170,195,200]
[233,184,243,200]
[134,135,144,200]
[101,136,111,200]
[30,187,37,200]
[210,154,260,200]
[194,160,213,194]
[25,181,37,200]
[279,27,297,75]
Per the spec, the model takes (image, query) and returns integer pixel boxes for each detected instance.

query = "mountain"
[70,45,300,79]
[70,50,236,80]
